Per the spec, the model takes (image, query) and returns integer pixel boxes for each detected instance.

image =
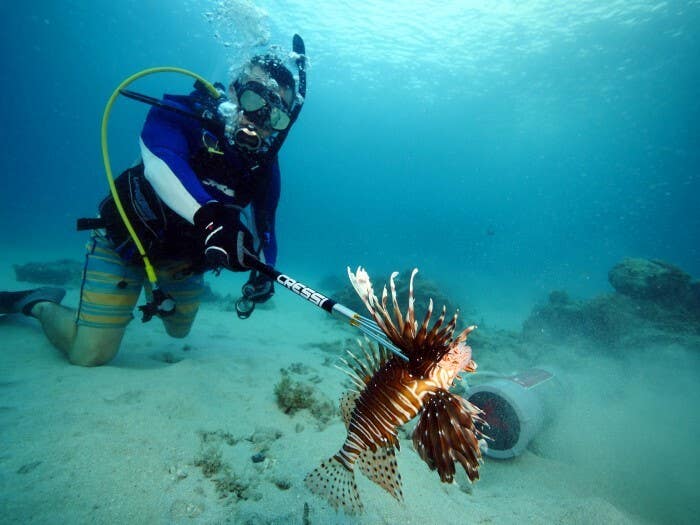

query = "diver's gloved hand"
[193,202,254,272]
[242,270,274,304]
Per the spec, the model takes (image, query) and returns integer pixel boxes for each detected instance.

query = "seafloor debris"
[192,427,284,502]
[13,259,83,286]
[169,499,205,520]
[274,367,336,427]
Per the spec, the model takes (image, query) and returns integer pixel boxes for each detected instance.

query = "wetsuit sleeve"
[139,99,214,223]
[252,158,280,266]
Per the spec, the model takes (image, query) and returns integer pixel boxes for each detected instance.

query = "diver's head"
[227,54,298,154]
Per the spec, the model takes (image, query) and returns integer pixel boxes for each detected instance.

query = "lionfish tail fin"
[305,456,363,514]
[412,390,484,483]
[357,444,404,502]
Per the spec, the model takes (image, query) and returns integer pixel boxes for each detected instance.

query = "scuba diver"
[0,44,307,366]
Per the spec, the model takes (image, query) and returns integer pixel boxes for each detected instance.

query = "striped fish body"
[338,359,435,467]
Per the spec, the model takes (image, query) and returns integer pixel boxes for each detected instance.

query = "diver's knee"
[68,352,112,367]
[68,343,120,366]
[69,328,123,366]
[164,324,192,339]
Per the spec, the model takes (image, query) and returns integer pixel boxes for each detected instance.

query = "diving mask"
[235,81,292,131]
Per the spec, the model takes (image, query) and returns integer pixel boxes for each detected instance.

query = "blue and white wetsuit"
[138,93,280,266]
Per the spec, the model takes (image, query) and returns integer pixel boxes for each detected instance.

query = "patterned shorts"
[76,233,204,329]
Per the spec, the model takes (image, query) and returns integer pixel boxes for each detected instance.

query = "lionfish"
[305,267,485,514]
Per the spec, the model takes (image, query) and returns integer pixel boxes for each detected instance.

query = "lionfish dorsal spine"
[414,298,433,348]
[455,324,476,345]
[379,285,399,337]
[405,269,418,330]
[420,305,446,349]
[348,267,377,316]
[435,311,459,345]
[388,271,404,334]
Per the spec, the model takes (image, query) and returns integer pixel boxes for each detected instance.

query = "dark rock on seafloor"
[523,258,700,352]
[14,259,83,287]
[608,258,692,304]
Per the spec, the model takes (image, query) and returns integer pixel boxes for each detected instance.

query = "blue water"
[1,1,699,523]
[3,1,698,312]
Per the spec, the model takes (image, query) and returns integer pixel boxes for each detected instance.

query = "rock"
[523,258,700,352]
[687,281,700,310]
[13,259,83,286]
[608,258,691,302]
[522,292,631,347]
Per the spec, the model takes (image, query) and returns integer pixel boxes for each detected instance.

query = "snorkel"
[265,34,306,160]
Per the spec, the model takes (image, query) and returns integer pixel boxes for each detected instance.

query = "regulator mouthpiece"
[234,126,262,151]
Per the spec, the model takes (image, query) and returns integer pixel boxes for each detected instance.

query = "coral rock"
[14,259,83,286]
[608,258,691,302]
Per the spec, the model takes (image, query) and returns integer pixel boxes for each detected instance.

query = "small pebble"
[168,465,188,480]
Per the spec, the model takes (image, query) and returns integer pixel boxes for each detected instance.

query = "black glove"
[193,202,255,272]
[242,269,274,303]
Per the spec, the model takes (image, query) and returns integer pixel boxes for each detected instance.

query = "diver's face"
[229,65,293,141]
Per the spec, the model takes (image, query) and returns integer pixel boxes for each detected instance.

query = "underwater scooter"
[95,35,408,361]
[467,367,565,458]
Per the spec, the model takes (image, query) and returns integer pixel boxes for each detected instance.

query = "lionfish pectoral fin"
[339,338,392,378]
[357,444,403,502]
[304,457,363,514]
[412,389,484,484]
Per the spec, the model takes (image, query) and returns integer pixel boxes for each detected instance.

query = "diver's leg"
[29,301,78,353]
[30,301,129,366]
[151,265,204,338]
[68,323,129,366]
[31,233,144,366]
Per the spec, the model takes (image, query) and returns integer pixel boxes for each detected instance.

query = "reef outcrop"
[608,258,696,306]
[522,258,700,351]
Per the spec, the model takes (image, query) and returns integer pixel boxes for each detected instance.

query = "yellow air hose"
[100,67,221,286]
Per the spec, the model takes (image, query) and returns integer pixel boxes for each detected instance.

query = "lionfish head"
[436,336,477,387]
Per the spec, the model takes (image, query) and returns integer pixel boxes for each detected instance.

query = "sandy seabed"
[1,265,695,525]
